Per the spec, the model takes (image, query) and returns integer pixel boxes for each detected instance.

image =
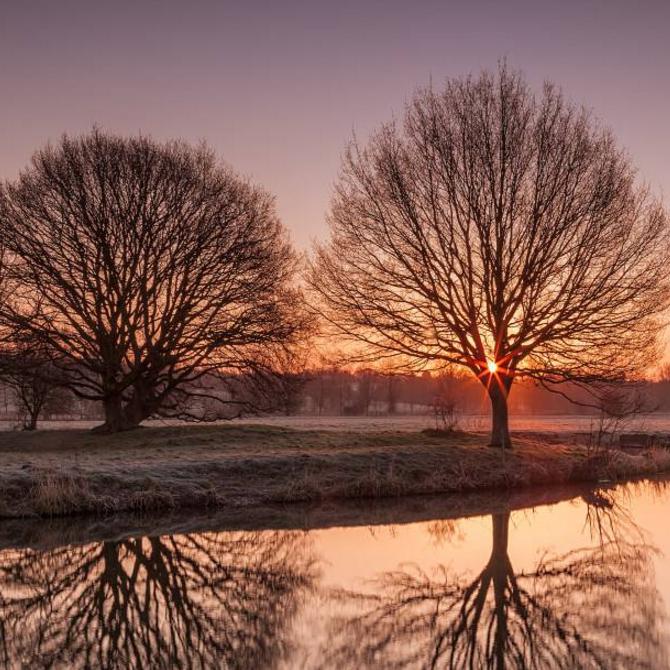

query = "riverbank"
[0,424,669,518]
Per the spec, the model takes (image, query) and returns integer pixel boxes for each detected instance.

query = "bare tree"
[274,364,312,416]
[0,130,305,432]
[430,370,462,432]
[0,342,71,430]
[309,66,670,447]
[587,383,651,451]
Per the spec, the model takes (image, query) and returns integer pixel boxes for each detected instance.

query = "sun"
[487,359,498,374]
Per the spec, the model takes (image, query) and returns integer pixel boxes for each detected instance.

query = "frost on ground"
[3,412,670,434]
[0,422,669,519]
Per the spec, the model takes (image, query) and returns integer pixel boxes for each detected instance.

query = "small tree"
[430,372,460,432]
[274,368,312,417]
[0,344,69,430]
[309,66,670,447]
[0,130,305,432]
[588,384,650,451]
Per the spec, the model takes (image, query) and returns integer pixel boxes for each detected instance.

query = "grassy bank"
[0,423,669,518]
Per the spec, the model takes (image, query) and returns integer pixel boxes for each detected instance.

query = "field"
[1,417,670,519]
[5,412,670,434]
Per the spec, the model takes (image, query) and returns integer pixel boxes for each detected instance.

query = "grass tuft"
[29,472,93,516]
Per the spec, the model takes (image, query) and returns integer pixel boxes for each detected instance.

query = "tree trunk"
[93,395,127,433]
[23,411,38,431]
[128,378,162,426]
[490,513,511,670]
[19,390,43,431]
[94,394,143,433]
[488,379,512,448]
[93,383,158,433]
[491,511,510,556]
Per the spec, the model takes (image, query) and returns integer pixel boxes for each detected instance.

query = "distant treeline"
[288,369,670,417]
[3,369,668,424]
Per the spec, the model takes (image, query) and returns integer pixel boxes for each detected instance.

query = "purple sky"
[1,0,669,248]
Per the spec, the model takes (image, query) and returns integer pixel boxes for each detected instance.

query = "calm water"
[1,480,670,669]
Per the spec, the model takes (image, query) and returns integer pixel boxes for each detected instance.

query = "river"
[0,478,668,668]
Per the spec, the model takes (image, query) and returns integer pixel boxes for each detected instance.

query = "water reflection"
[320,489,668,669]
[0,531,316,668]
[0,482,668,668]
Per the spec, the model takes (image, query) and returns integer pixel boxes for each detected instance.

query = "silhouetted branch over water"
[0,530,316,668]
[319,495,668,669]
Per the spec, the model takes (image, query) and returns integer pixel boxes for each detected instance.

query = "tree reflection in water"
[321,490,668,670]
[0,530,316,669]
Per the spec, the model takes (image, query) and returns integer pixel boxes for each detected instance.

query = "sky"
[1,0,669,249]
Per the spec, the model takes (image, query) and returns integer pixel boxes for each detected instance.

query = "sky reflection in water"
[0,480,669,669]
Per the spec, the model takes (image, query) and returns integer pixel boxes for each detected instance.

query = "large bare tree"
[309,67,670,447]
[0,130,305,432]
